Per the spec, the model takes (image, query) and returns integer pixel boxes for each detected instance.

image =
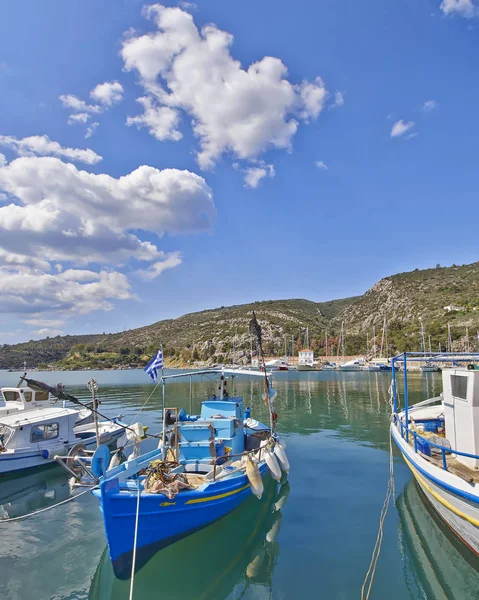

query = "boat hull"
[391,423,479,556]
[0,428,124,476]
[95,463,269,579]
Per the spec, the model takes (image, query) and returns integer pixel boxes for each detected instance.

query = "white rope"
[0,485,98,523]
[129,481,141,600]
[360,384,396,600]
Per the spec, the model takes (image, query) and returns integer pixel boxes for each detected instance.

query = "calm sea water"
[1,369,478,600]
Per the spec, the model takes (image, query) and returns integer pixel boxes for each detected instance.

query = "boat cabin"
[0,386,51,417]
[0,407,79,452]
[299,350,314,366]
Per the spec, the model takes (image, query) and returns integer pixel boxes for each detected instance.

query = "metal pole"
[161,379,166,459]
[403,352,409,442]
[88,379,100,447]
[392,358,397,413]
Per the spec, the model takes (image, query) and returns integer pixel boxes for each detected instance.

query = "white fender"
[273,442,290,474]
[246,456,263,499]
[108,452,121,469]
[264,448,282,481]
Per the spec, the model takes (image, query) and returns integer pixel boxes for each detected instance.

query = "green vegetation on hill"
[2,261,479,370]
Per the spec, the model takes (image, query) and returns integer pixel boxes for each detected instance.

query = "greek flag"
[144,347,163,382]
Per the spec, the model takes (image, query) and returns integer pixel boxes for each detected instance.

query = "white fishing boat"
[363,363,381,372]
[0,376,126,476]
[338,358,365,371]
[0,385,92,425]
[421,363,440,373]
[391,352,479,556]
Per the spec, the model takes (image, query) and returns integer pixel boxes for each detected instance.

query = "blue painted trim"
[391,425,479,505]
[0,452,43,461]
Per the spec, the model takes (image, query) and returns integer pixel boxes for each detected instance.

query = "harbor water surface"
[1,369,478,600]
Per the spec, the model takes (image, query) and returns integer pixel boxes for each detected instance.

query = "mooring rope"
[129,481,142,600]
[0,485,98,523]
[128,378,163,426]
[360,382,396,600]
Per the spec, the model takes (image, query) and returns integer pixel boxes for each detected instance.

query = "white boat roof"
[0,406,79,427]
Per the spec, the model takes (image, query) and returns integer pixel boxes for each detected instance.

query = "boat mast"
[466,327,470,352]
[88,378,100,447]
[419,318,425,353]
[373,326,376,359]
[325,329,328,357]
[447,322,452,352]
[428,335,432,353]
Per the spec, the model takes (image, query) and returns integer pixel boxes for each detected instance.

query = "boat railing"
[393,412,479,473]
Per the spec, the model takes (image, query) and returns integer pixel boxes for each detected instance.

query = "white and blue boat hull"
[391,422,479,556]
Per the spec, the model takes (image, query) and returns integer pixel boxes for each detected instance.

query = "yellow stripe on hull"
[185,483,250,505]
[403,456,479,528]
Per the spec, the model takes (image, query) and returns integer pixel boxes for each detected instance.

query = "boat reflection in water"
[398,479,479,600]
[89,477,289,600]
[0,468,71,520]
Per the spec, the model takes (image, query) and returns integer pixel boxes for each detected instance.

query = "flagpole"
[161,344,166,459]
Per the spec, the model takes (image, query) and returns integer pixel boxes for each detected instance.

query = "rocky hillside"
[0,297,355,370]
[2,261,479,370]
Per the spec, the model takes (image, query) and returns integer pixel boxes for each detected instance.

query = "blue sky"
[0,0,478,343]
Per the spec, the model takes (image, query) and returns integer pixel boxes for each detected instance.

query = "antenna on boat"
[87,379,100,447]
[249,311,275,433]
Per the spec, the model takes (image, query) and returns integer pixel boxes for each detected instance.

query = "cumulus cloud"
[0,268,133,315]
[422,100,438,111]
[440,0,478,17]
[315,160,328,170]
[0,135,102,165]
[61,80,125,128]
[137,251,183,280]
[391,120,415,137]
[127,97,182,141]
[0,156,215,316]
[121,4,327,170]
[243,164,275,188]
[0,156,214,265]
[90,81,124,106]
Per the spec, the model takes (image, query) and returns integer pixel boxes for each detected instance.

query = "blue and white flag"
[144,347,163,382]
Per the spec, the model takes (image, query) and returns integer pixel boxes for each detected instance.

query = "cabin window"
[30,423,59,443]
[451,375,468,400]
[35,391,49,402]
[3,391,21,403]
[23,392,32,403]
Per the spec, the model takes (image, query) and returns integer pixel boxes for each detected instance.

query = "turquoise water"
[0,369,478,599]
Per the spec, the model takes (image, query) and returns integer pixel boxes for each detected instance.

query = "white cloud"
[243,164,275,188]
[0,153,5,167]
[121,5,327,169]
[61,81,125,129]
[33,328,65,338]
[90,81,124,106]
[422,100,438,111]
[24,318,65,327]
[330,91,344,109]
[0,135,102,165]
[60,94,102,115]
[440,0,478,17]
[390,120,415,137]
[0,156,215,316]
[137,251,183,279]
[0,156,215,267]
[315,160,328,170]
[68,113,91,124]
[85,122,99,139]
[0,268,133,315]
[127,97,182,141]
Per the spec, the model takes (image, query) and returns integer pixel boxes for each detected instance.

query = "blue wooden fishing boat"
[83,367,289,579]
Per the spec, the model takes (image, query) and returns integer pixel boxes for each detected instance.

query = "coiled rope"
[0,485,98,523]
[360,382,396,600]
